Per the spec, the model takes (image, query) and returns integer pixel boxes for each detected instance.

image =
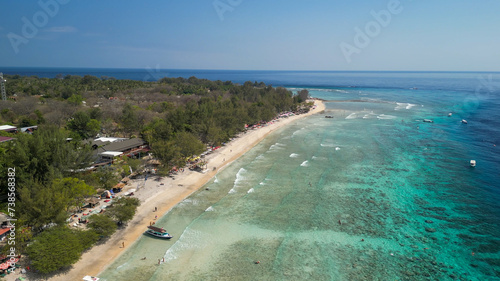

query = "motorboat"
[448,113,452,117]
[145,226,173,239]
[462,119,468,124]
[470,160,476,167]
[423,119,434,123]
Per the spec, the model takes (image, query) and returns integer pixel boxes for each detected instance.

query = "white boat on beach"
[145,226,173,239]
[470,160,476,167]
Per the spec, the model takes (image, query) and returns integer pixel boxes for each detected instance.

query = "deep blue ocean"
[5,68,500,280]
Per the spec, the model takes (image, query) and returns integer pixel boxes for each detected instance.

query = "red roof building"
[0,136,14,143]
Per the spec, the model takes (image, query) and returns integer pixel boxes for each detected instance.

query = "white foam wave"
[300,161,309,167]
[287,87,337,93]
[162,228,203,263]
[377,114,397,120]
[363,112,377,119]
[247,188,255,194]
[162,247,178,263]
[312,156,327,160]
[214,176,219,183]
[228,188,236,194]
[255,154,265,161]
[180,198,199,206]
[116,262,129,271]
[205,206,214,212]
[291,128,304,137]
[269,142,286,150]
[321,143,335,147]
[234,168,247,187]
[289,153,299,158]
[259,178,272,185]
[395,102,418,110]
[335,147,341,151]
[345,113,357,119]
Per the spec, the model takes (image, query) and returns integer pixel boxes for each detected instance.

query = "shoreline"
[44,100,325,281]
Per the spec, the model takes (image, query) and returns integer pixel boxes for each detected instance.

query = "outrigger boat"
[145,226,173,239]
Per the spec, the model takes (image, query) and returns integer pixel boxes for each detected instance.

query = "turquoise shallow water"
[99,84,500,280]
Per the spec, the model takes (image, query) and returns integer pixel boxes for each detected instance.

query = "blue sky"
[1,0,499,71]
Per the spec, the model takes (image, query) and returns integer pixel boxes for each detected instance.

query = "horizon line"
[1,66,499,73]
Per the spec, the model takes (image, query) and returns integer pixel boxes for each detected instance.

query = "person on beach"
[122,242,125,248]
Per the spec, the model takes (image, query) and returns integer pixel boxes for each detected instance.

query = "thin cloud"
[44,26,78,33]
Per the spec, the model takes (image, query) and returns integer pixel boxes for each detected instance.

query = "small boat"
[462,119,468,124]
[423,119,434,123]
[325,115,334,118]
[145,226,173,239]
[470,160,476,167]
[448,113,452,117]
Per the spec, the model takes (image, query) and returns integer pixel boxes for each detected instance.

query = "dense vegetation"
[1,74,309,170]
[0,74,309,274]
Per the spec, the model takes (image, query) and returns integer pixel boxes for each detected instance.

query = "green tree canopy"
[67,111,98,139]
[2,125,94,186]
[88,214,117,237]
[18,177,95,229]
[26,227,99,274]
[106,197,140,225]
[121,103,138,135]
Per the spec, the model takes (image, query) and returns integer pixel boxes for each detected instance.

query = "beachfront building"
[0,125,38,135]
[95,138,148,162]
[0,136,14,143]
[20,125,38,134]
[99,151,124,163]
[0,125,17,133]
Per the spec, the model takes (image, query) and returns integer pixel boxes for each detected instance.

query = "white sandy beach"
[9,100,324,281]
